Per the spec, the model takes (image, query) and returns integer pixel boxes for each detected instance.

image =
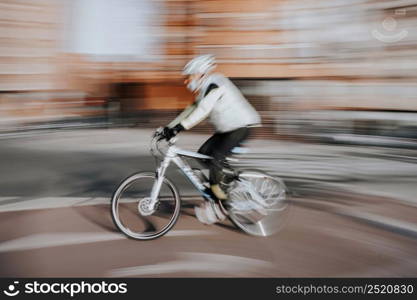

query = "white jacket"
[169,73,261,133]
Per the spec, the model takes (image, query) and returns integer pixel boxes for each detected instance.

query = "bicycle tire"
[111,172,181,240]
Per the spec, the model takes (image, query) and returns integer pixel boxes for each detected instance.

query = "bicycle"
[111,128,289,240]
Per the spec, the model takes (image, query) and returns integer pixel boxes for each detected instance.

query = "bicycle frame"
[149,144,214,210]
[111,131,288,239]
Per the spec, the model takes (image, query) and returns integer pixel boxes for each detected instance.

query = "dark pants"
[198,127,251,185]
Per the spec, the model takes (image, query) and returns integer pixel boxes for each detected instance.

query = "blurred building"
[0,0,416,140]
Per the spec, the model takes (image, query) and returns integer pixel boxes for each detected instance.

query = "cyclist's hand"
[160,124,184,141]
[160,127,175,141]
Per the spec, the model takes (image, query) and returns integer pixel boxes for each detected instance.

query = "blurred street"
[1,129,417,277]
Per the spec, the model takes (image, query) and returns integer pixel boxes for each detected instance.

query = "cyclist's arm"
[167,103,196,128]
[180,86,224,130]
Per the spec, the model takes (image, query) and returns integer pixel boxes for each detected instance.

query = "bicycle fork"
[149,156,171,211]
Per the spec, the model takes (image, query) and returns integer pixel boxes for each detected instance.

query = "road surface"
[1,129,417,277]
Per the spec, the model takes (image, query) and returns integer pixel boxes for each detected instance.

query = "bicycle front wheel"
[111,172,181,240]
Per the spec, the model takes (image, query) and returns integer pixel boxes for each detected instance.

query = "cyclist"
[161,55,261,219]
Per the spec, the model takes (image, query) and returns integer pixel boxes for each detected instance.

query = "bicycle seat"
[231,147,249,154]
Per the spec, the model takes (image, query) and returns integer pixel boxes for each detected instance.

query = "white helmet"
[183,54,216,76]
[183,55,216,92]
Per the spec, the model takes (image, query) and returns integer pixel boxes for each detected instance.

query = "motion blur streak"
[0,0,417,277]
[108,252,272,277]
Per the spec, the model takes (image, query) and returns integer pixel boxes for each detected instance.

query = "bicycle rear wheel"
[111,172,180,240]
[227,169,289,237]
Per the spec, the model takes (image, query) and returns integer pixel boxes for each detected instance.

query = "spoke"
[255,221,267,237]
[112,174,179,239]
[228,171,289,237]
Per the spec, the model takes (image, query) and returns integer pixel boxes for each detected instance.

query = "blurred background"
[0,0,417,277]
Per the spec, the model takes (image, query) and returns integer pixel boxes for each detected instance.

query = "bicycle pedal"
[212,201,227,221]
[216,200,230,217]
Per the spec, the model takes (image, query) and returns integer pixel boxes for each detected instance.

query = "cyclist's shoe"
[211,184,228,200]
[195,200,227,225]
[195,202,218,224]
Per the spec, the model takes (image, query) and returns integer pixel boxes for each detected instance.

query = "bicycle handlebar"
[150,128,177,159]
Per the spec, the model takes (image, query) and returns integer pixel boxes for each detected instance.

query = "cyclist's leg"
[210,127,251,199]
[197,133,222,168]
[195,133,228,221]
